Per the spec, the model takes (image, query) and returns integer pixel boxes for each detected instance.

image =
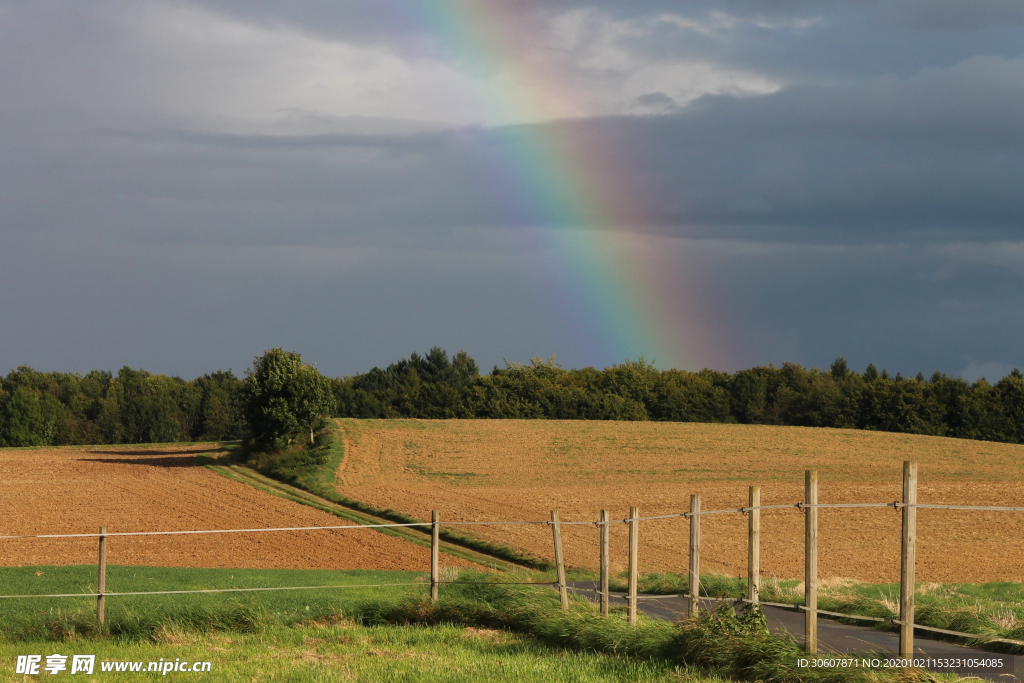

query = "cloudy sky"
[1,0,1022,380]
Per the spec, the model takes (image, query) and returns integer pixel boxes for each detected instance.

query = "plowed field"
[0,444,475,571]
[334,419,1024,583]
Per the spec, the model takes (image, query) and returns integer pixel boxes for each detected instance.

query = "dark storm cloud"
[193,0,1024,83]
[1,0,1023,379]
[46,53,1020,245]
[625,57,1024,238]
[891,0,1024,30]
[696,238,1024,380]
[538,56,1024,241]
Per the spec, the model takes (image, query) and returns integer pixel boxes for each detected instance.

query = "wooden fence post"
[900,462,918,659]
[551,510,568,609]
[748,486,760,604]
[97,526,107,627]
[688,494,701,617]
[430,511,440,602]
[627,506,639,626]
[805,471,818,654]
[600,509,610,617]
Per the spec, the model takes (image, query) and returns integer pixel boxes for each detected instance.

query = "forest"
[1,349,1021,447]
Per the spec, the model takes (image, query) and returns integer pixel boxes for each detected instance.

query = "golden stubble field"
[0,444,476,571]
[334,419,1024,583]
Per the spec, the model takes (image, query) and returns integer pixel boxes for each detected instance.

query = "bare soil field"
[334,419,1024,583]
[0,444,475,571]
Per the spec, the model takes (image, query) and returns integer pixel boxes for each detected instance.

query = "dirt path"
[335,432,352,485]
[0,444,476,572]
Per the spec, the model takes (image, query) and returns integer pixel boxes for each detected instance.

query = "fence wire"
[4,500,1022,541]
[0,583,426,600]
[0,579,556,601]
[0,522,430,541]
[5,491,1024,656]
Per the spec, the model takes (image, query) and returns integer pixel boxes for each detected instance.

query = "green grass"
[751,575,1024,650]
[0,566,425,642]
[0,568,961,682]
[353,574,949,683]
[0,622,722,682]
[603,569,1024,653]
[818,580,1024,650]
[607,572,748,598]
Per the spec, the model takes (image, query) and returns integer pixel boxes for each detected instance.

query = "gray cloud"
[189,0,1024,84]
[1,0,1023,379]
[891,0,1024,31]
[628,57,1024,237]
[36,53,1018,245]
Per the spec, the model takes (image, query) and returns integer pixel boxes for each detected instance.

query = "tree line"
[2,348,1022,448]
[335,349,1024,443]
[0,365,244,447]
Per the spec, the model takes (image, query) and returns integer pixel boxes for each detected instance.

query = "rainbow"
[390,1,725,370]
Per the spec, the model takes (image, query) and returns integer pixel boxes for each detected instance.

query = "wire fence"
[5,500,1018,542]
[2,461,1022,655]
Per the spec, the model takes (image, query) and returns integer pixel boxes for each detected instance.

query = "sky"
[1,0,1022,381]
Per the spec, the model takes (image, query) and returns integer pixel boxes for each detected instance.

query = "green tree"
[243,349,334,448]
[0,386,8,445]
[830,357,850,380]
[115,368,183,444]
[728,370,768,423]
[0,387,64,447]
[195,371,243,441]
[649,370,731,422]
[995,369,1024,443]
[292,364,334,445]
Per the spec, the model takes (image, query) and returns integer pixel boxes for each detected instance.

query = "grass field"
[333,419,1024,583]
[0,568,724,683]
[0,568,965,683]
[6,565,1000,682]
[0,623,713,682]
[0,566,428,642]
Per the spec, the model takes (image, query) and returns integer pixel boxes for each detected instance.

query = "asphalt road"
[565,581,1022,682]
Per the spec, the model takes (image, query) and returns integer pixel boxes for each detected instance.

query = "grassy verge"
[607,572,747,598]
[605,570,1024,653]
[231,420,553,570]
[1,568,958,683]
[0,566,424,642]
[0,622,721,683]
[773,578,1024,653]
[352,573,949,683]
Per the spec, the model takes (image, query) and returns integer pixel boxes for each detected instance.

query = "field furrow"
[334,419,1024,583]
[0,444,475,572]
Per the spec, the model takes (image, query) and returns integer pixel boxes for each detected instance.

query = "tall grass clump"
[351,573,941,683]
[2,600,278,643]
[609,572,747,598]
[768,578,1024,654]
